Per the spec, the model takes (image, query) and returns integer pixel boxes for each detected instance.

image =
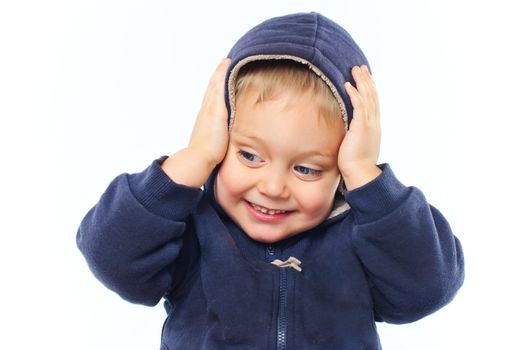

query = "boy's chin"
[243,227,298,244]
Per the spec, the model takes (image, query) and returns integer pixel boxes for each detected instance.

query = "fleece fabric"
[77,157,464,349]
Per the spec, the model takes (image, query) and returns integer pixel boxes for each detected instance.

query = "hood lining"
[227,55,349,131]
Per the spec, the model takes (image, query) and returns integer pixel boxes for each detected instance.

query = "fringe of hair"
[233,60,343,130]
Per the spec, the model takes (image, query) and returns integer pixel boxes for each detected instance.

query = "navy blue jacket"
[77,157,464,349]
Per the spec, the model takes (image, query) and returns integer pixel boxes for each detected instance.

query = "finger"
[360,65,380,120]
[344,81,364,110]
[202,58,231,106]
[360,65,374,92]
[208,59,231,95]
[215,58,231,76]
[344,81,357,97]
[352,65,373,100]
[209,58,231,85]
[354,65,380,121]
[214,57,231,69]
[350,67,369,106]
[345,82,367,124]
[361,65,379,100]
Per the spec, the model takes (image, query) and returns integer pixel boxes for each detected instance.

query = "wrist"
[341,163,382,191]
[343,164,409,224]
[161,148,217,188]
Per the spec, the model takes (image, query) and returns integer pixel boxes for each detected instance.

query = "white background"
[1,0,526,349]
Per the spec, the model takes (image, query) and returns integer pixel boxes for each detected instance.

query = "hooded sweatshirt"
[77,12,464,350]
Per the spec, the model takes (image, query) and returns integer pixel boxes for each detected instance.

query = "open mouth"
[245,200,291,216]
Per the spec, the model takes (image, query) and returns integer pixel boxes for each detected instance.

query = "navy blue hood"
[224,12,370,130]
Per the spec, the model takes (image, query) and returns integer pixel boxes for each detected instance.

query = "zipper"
[266,245,276,261]
[277,268,288,350]
[266,245,288,350]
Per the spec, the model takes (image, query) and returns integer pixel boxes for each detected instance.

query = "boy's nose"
[257,171,289,199]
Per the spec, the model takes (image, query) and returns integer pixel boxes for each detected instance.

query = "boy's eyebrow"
[232,133,334,160]
[230,133,263,148]
[232,133,261,143]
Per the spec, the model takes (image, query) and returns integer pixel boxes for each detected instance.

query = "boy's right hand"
[188,58,232,167]
[161,58,231,188]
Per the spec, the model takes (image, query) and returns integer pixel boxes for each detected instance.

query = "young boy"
[77,12,464,349]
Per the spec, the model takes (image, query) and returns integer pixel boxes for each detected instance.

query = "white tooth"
[250,202,287,215]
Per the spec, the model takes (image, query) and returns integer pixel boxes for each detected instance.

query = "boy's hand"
[338,65,382,191]
[188,58,232,167]
[161,58,231,188]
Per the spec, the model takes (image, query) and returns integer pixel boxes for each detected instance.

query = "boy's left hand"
[338,65,382,191]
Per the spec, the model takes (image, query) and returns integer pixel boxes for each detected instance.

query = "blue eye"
[238,150,262,163]
[294,165,322,177]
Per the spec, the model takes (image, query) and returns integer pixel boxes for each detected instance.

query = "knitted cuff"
[344,163,410,224]
[127,156,204,220]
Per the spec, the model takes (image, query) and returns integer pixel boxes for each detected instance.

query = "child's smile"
[246,200,290,218]
[215,85,345,243]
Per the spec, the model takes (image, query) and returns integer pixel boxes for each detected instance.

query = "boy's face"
[215,86,345,244]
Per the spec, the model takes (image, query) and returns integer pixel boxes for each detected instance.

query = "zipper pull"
[266,245,276,262]
[271,256,302,272]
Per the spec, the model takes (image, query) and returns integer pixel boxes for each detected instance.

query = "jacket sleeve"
[344,164,465,324]
[76,156,203,306]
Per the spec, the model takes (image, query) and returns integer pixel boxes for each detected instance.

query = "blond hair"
[234,60,343,129]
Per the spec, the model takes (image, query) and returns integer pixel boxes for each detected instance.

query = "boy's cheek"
[217,160,251,193]
[294,185,334,214]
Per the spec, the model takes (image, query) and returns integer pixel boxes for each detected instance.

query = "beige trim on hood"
[227,54,349,131]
